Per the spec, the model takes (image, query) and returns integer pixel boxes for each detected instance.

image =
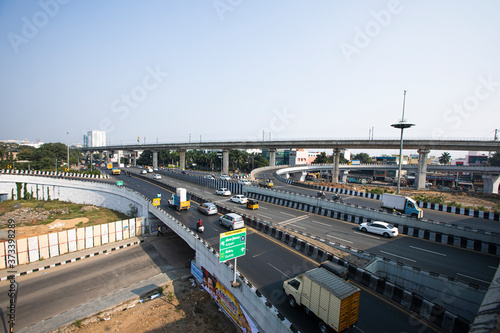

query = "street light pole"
[67,132,70,170]
[391,90,414,195]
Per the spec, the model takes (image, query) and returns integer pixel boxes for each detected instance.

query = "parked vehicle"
[219,213,244,230]
[198,202,218,215]
[168,188,190,211]
[380,193,423,218]
[230,195,248,204]
[359,221,398,238]
[283,266,360,333]
[257,178,274,188]
[215,188,231,196]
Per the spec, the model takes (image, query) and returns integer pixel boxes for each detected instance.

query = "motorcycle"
[317,192,326,199]
[332,195,343,203]
[197,225,204,233]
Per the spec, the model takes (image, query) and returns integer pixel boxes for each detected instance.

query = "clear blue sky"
[1,1,499,156]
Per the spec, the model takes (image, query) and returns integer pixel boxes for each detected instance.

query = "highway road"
[114,169,480,332]
[135,169,499,289]
[0,234,193,332]
[253,168,500,233]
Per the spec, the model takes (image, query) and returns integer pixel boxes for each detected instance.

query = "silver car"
[219,213,244,230]
[198,202,218,215]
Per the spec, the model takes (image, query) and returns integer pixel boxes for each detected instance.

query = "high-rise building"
[84,131,107,147]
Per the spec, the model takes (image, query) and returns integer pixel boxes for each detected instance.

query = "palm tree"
[439,152,451,165]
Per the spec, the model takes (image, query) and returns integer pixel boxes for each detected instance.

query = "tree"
[439,152,451,165]
[489,152,500,166]
[352,153,373,164]
[313,152,328,164]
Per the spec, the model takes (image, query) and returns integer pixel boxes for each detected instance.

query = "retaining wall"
[0,218,143,275]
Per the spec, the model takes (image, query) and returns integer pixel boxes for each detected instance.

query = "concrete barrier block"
[68,229,77,252]
[77,227,85,251]
[400,290,413,308]
[16,238,28,265]
[85,226,94,249]
[58,231,68,255]
[28,236,40,262]
[420,299,434,320]
[48,232,59,258]
[383,281,395,299]
[108,222,116,243]
[93,224,101,247]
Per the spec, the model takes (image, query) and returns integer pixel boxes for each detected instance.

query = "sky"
[1,0,499,158]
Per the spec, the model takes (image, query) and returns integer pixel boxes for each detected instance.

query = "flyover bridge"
[81,138,500,192]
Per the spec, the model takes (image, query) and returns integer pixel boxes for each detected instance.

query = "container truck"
[380,193,423,218]
[283,267,360,333]
[168,188,190,211]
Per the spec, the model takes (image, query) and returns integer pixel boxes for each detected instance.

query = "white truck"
[283,267,360,333]
[380,193,423,218]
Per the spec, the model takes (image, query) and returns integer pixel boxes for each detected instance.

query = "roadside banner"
[200,267,258,333]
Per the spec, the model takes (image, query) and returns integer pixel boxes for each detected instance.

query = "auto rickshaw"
[246,199,259,210]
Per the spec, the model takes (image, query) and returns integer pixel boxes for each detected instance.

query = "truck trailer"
[380,193,423,218]
[168,188,190,211]
[283,267,360,333]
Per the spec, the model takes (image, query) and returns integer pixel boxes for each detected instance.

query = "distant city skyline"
[1,1,499,158]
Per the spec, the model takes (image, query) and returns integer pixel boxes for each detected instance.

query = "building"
[83,131,107,148]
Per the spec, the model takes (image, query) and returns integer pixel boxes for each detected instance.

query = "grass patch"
[0,199,130,228]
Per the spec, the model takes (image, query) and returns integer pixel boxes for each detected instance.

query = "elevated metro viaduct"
[81,138,500,192]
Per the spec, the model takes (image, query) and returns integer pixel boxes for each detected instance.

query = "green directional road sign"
[116,181,123,186]
[219,228,246,262]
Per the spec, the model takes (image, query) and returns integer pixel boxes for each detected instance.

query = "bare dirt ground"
[54,279,238,333]
[9,217,89,239]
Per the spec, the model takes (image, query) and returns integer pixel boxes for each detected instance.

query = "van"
[319,260,349,281]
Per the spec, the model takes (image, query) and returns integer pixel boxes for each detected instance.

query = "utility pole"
[67,132,70,170]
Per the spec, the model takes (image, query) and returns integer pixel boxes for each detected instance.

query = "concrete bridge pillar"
[332,148,341,183]
[179,150,186,170]
[132,151,137,166]
[269,148,277,166]
[340,170,349,183]
[99,152,103,165]
[222,149,230,175]
[416,149,430,189]
[152,151,158,168]
[482,174,500,194]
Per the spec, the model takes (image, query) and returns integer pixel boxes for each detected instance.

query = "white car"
[141,170,147,174]
[153,174,161,179]
[238,179,251,185]
[230,195,248,204]
[215,188,231,196]
[204,175,215,180]
[219,175,231,180]
[359,221,399,238]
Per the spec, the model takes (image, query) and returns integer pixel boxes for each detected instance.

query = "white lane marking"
[456,273,490,284]
[379,251,416,262]
[358,232,380,240]
[203,191,212,195]
[257,214,273,219]
[292,225,306,229]
[268,263,290,278]
[278,215,310,226]
[326,235,353,244]
[280,212,296,217]
[312,220,330,227]
[409,246,447,257]
[259,206,268,210]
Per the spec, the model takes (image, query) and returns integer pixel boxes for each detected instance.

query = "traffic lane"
[237,229,441,333]
[151,172,498,286]
[124,173,444,333]
[270,176,500,232]
[0,238,190,331]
